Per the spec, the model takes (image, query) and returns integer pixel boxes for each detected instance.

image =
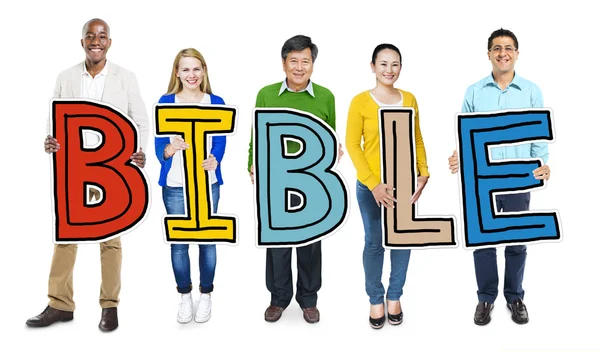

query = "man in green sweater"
[247,35,341,324]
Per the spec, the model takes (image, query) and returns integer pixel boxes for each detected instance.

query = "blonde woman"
[154,48,226,324]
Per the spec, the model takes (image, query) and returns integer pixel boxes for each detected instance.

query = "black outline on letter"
[380,108,456,248]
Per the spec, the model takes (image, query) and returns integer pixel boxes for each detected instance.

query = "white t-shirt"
[370,91,403,106]
[166,94,218,187]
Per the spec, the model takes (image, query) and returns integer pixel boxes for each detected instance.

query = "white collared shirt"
[81,62,108,147]
[278,79,315,97]
[81,62,108,100]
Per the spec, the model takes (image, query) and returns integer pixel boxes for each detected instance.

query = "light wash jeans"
[356,181,411,305]
[162,184,220,293]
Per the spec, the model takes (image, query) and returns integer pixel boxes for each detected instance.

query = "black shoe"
[507,299,529,324]
[474,302,494,325]
[99,307,118,332]
[26,306,73,327]
[388,311,403,325]
[369,315,385,329]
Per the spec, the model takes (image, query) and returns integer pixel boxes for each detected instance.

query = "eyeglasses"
[489,45,516,53]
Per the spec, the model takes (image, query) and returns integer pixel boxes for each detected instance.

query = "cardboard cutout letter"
[456,108,561,248]
[380,108,456,249]
[155,104,238,244]
[254,108,348,247]
[51,99,149,243]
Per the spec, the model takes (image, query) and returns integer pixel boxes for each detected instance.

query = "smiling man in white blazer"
[26,18,149,332]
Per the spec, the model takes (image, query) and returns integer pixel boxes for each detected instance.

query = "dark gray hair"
[281,35,318,62]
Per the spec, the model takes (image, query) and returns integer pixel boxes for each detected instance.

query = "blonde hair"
[166,48,212,95]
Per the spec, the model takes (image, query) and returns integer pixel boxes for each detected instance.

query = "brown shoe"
[264,305,285,322]
[302,307,320,323]
[26,306,73,327]
[98,307,118,332]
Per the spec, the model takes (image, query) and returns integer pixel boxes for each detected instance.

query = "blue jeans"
[162,184,220,294]
[474,193,529,304]
[356,181,411,305]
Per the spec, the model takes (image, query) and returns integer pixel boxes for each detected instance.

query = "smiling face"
[488,36,519,75]
[81,20,111,65]
[177,56,205,92]
[371,48,401,86]
[282,47,314,91]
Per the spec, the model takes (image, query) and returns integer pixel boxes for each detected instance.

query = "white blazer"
[49,61,149,149]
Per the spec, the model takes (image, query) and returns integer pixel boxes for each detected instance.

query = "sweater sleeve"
[209,95,226,163]
[412,97,430,177]
[327,93,336,130]
[345,95,379,190]
[248,90,264,171]
[154,94,170,164]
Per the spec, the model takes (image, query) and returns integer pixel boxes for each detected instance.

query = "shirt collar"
[82,61,109,77]
[278,79,315,97]
[485,71,522,90]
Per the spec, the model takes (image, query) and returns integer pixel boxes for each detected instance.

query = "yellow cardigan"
[345,89,429,190]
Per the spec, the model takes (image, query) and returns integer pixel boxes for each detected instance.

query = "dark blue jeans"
[474,193,530,304]
[356,181,411,305]
[162,184,220,294]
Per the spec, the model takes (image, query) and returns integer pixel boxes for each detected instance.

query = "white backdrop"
[1,0,598,350]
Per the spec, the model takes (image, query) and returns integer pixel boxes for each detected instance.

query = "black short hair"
[82,18,110,37]
[488,28,518,50]
[371,43,402,64]
[281,35,318,62]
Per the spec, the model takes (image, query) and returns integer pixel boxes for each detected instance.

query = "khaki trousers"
[47,237,122,312]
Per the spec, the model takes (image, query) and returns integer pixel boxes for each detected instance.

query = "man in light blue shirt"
[462,73,549,163]
[448,28,551,326]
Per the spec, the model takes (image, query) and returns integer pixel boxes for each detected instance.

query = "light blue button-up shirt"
[462,72,549,164]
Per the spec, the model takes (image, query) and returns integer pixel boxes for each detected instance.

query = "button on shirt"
[80,62,108,147]
[81,62,108,100]
[461,72,548,164]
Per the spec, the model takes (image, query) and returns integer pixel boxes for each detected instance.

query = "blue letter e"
[457,109,561,248]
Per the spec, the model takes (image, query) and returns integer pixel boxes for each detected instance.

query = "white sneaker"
[195,293,212,323]
[177,293,193,323]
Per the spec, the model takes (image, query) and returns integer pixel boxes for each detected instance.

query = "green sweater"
[247,81,336,171]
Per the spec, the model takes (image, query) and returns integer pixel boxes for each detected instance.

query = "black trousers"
[474,193,530,304]
[265,194,322,308]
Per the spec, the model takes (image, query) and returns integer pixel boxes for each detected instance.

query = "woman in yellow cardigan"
[346,44,430,329]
